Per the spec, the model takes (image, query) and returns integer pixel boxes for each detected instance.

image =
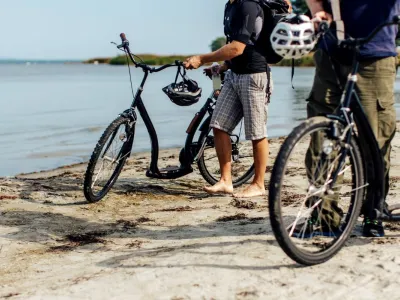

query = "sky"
[0,0,226,60]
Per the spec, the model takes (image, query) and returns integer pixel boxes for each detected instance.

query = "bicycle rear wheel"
[197,125,255,188]
[269,117,365,265]
[84,116,135,203]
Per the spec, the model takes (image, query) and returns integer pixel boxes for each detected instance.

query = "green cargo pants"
[306,49,397,227]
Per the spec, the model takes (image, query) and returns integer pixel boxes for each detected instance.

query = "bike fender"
[120,109,137,122]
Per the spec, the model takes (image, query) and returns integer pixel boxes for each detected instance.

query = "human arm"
[184,1,259,69]
[184,41,245,69]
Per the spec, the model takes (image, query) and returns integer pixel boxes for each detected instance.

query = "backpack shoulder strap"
[224,1,229,21]
[330,0,345,42]
[240,0,263,9]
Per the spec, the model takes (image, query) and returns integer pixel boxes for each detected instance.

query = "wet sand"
[1,124,400,299]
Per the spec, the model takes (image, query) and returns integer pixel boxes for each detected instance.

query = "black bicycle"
[83,33,254,203]
[269,17,400,265]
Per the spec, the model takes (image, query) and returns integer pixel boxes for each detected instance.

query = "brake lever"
[110,41,127,50]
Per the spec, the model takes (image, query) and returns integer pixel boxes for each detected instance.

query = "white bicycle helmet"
[270,14,317,59]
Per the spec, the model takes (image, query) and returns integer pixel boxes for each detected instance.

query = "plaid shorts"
[210,70,271,140]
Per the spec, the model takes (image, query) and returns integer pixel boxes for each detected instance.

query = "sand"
[1,125,400,300]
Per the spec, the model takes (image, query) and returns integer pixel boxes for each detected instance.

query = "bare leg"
[204,128,234,195]
[233,138,269,198]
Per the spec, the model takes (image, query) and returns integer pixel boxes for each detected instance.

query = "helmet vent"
[278,39,288,45]
[277,29,288,36]
[270,14,317,59]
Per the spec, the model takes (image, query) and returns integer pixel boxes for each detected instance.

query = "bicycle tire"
[269,117,364,265]
[84,116,135,203]
[197,128,255,188]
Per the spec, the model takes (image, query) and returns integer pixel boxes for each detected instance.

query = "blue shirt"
[322,0,400,59]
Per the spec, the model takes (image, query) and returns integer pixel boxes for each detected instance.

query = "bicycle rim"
[84,117,134,202]
[198,125,254,187]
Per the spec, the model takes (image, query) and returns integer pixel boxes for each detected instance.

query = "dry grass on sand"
[1,126,400,299]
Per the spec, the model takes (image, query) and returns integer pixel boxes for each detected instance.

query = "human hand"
[312,11,333,31]
[284,0,293,13]
[184,56,203,70]
[313,11,333,22]
[218,63,229,74]
[203,67,213,79]
[203,63,228,79]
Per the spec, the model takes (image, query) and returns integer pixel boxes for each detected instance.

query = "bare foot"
[233,183,266,198]
[204,181,233,195]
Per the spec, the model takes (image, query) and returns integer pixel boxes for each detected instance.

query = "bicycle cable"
[320,29,347,91]
[114,42,146,64]
[132,53,145,64]
[125,51,136,101]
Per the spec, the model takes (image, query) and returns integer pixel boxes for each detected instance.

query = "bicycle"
[83,33,255,203]
[268,17,400,266]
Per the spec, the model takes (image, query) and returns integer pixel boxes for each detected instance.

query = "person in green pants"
[305,0,399,237]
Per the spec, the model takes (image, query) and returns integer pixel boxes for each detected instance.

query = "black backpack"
[224,1,290,63]
[246,0,290,64]
[223,0,291,101]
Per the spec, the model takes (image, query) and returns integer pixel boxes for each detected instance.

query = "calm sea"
[1,64,400,176]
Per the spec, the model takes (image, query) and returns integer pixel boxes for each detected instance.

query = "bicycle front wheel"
[197,126,255,188]
[84,116,135,203]
[269,117,365,265]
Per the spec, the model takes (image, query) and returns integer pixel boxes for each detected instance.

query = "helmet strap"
[174,66,187,85]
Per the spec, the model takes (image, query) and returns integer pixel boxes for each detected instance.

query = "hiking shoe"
[362,217,384,237]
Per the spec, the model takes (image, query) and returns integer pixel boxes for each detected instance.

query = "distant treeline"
[84,54,194,66]
[84,53,400,68]
[83,53,317,67]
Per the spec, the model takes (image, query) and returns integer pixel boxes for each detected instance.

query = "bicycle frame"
[118,46,218,179]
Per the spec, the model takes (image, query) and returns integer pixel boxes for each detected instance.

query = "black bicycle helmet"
[162,67,202,106]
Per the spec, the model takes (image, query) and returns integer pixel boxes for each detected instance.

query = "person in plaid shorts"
[184,0,274,198]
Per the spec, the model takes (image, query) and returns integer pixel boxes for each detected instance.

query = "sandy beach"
[1,124,400,300]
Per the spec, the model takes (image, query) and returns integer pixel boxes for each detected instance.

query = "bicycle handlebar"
[318,15,400,49]
[116,32,183,73]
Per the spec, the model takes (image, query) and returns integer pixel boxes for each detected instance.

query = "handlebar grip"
[393,15,400,24]
[120,33,127,42]
[318,21,330,33]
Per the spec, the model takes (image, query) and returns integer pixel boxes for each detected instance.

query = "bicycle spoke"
[287,198,322,234]
[203,155,218,161]
[89,122,130,195]
[91,160,105,189]
[270,121,364,263]
[199,125,254,185]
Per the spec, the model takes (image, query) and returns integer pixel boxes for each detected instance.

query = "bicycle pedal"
[146,166,193,180]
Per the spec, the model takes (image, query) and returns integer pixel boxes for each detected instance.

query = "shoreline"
[10,120,400,179]
[1,123,399,298]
